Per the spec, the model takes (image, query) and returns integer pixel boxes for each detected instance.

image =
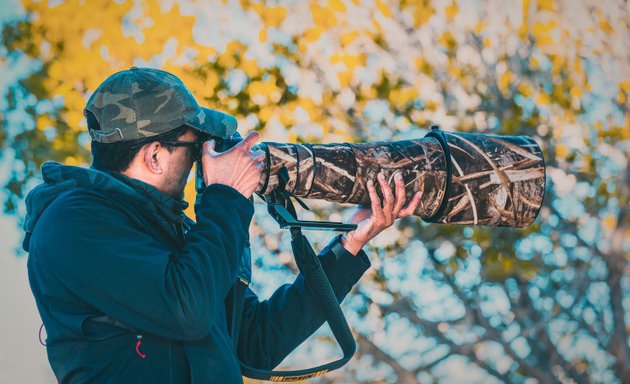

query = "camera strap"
[239,197,356,382]
[424,125,453,223]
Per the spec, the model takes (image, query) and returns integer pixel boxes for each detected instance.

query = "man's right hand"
[201,131,265,199]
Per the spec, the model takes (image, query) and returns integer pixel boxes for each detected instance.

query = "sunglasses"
[159,140,204,153]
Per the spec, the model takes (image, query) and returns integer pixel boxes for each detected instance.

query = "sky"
[0,1,55,381]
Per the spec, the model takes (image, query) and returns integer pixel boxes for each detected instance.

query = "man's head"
[86,67,237,199]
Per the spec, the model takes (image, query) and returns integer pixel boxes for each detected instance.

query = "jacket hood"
[23,162,187,251]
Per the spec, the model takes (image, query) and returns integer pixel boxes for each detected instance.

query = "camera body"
[194,132,244,200]
[195,128,545,228]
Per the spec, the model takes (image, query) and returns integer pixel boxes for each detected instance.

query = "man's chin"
[165,186,186,201]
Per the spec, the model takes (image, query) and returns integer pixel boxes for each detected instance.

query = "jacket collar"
[107,171,189,225]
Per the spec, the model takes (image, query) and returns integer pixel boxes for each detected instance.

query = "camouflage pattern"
[256,131,545,228]
[85,67,237,143]
[435,132,545,227]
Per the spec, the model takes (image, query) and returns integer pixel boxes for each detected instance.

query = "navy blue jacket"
[24,162,370,383]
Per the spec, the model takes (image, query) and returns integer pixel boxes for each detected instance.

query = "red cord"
[38,323,47,346]
[135,336,146,359]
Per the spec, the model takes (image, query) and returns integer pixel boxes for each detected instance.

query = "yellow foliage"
[203,70,220,99]
[537,0,555,12]
[555,143,568,158]
[360,84,377,99]
[522,0,530,18]
[65,110,84,131]
[279,103,296,126]
[329,0,347,13]
[518,82,533,97]
[338,70,354,87]
[298,97,321,119]
[498,71,512,95]
[598,21,614,34]
[412,0,435,27]
[184,178,197,220]
[376,0,391,17]
[248,76,282,105]
[248,3,287,28]
[475,21,484,34]
[550,54,566,75]
[438,31,457,51]
[415,57,432,75]
[64,156,80,166]
[219,41,244,68]
[138,2,197,59]
[310,4,337,28]
[52,139,63,151]
[241,59,259,78]
[341,53,363,69]
[447,63,462,79]
[340,31,359,46]
[573,58,584,76]
[620,81,630,91]
[303,26,324,42]
[20,0,213,135]
[36,115,53,131]
[389,87,418,107]
[602,215,617,231]
[532,21,558,46]
[258,105,276,122]
[570,85,582,101]
[445,2,458,20]
[536,92,551,106]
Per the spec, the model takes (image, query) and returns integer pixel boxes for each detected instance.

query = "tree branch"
[355,332,418,384]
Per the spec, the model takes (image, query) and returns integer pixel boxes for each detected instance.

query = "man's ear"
[143,142,163,174]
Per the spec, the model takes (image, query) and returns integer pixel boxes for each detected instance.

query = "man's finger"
[377,173,393,216]
[250,149,266,161]
[204,139,218,156]
[392,172,406,216]
[239,131,260,152]
[398,191,422,217]
[367,180,384,223]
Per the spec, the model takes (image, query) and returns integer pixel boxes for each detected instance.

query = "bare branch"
[355,333,418,384]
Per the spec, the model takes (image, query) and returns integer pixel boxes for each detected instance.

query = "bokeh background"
[1,0,628,383]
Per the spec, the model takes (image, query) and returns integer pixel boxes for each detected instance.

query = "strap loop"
[240,196,356,381]
[423,125,453,223]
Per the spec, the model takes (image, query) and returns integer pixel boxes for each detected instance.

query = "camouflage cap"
[85,67,237,143]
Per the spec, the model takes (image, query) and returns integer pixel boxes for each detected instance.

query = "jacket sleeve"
[236,236,371,369]
[29,184,253,341]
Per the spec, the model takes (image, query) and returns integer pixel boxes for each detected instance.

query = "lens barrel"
[255,129,545,228]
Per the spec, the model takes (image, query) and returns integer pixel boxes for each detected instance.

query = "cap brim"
[184,107,238,138]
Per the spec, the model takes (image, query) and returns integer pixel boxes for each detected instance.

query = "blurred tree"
[1,0,628,382]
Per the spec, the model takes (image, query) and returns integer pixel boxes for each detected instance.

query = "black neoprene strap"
[239,199,356,382]
[423,125,453,223]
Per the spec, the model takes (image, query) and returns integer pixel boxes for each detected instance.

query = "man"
[23,67,421,383]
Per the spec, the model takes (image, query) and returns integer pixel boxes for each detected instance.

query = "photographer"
[23,67,421,383]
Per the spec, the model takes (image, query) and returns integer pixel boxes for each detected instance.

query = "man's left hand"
[341,172,422,256]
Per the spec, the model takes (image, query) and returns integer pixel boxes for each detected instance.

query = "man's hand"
[341,172,422,255]
[201,131,265,199]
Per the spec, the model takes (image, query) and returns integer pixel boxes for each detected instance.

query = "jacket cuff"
[318,234,371,300]
[196,184,254,216]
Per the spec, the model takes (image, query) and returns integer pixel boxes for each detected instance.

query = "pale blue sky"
[0,1,54,381]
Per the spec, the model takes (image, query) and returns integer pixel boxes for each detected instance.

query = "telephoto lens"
[254,127,545,228]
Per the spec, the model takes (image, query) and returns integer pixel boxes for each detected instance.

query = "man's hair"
[88,110,191,172]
